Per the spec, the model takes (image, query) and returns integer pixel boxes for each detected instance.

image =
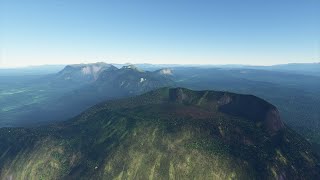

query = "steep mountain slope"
[0,88,319,179]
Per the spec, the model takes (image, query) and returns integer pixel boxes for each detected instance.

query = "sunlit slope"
[0,88,319,179]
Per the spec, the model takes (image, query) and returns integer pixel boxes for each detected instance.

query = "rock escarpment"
[168,88,284,135]
[217,93,284,135]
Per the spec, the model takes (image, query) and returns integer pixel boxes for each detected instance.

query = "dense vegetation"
[170,67,320,151]
[1,64,320,155]
[1,88,319,179]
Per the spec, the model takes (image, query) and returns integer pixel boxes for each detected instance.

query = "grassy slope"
[0,88,319,179]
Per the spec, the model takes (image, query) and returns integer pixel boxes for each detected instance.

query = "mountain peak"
[63,62,114,70]
[121,64,144,72]
[155,68,173,76]
[57,62,117,82]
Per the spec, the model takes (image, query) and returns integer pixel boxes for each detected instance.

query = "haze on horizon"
[1,0,319,67]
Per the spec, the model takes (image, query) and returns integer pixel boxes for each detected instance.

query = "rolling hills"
[0,88,319,179]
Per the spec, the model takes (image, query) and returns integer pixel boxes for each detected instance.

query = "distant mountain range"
[1,62,319,76]
[0,63,175,127]
[248,63,320,76]
[55,62,175,96]
[129,62,320,76]
[1,88,319,179]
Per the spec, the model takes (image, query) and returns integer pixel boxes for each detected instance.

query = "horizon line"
[0,61,319,69]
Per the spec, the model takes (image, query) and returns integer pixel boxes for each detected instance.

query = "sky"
[0,0,319,67]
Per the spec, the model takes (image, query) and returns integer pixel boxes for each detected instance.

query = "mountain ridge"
[56,62,118,83]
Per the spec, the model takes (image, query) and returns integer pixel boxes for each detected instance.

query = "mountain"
[93,65,175,95]
[1,88,319,179]
[54,65,175,117]
[0,63,175,127]
[55,63,175,95]
[62,64,175,104]
[55,62,118,84]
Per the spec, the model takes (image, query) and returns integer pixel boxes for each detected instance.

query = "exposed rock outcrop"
[167,88,284,135]
[218,94,284,135]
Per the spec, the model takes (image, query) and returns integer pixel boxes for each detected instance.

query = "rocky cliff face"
[168,88,285,135]
[56,62,117,83]
[218,93,284,135]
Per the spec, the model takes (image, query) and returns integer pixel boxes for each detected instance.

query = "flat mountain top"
[0,88,319,179]
[56,62,118,82]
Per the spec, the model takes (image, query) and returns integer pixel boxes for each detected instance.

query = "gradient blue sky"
[0,0,319,67]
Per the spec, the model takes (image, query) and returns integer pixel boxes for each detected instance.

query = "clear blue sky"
[0,0,319,67]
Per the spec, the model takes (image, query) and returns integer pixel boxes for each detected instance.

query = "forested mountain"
[1,88,319,179]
